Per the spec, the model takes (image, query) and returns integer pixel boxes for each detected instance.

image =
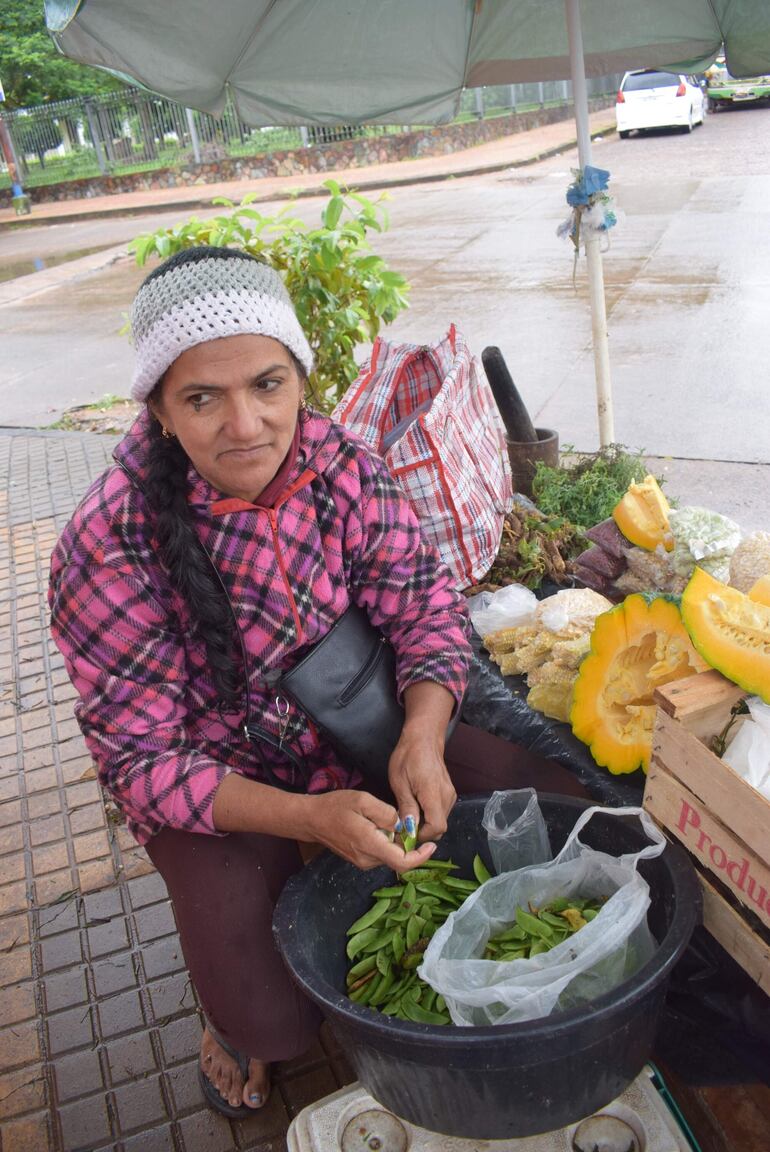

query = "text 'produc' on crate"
[643,668,770,995]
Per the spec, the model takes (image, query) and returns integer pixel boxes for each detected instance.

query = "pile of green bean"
[483,897,604,961]
[345,854,492,1024]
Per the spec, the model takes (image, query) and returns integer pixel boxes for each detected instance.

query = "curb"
[0,243,130,307]
[0,124,616,232]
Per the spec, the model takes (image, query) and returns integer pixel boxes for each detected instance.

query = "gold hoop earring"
[161,426,175,439]
[299,395,308,411]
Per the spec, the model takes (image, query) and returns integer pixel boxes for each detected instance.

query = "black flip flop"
[198,1028,259,1120]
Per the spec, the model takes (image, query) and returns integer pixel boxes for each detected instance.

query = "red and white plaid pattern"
[333,327,512,586]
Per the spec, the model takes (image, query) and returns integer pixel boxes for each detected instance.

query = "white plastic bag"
[467,584,537,637]
[481,789,552,874]
[723,696,770,799]
[419,806,665,1027]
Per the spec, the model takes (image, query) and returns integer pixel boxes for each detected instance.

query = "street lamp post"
[0,77,31,215]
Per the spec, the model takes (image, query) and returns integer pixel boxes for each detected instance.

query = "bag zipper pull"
[275,695,290,750]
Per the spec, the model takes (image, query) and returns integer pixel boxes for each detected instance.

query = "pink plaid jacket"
[49,410,471,845]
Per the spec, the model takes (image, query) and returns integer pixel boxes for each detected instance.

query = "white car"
[616,69,705,137]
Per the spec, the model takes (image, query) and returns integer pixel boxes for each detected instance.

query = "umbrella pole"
[565,0,615,447]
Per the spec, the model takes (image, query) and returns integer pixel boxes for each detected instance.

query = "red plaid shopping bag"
[333,326,512,586]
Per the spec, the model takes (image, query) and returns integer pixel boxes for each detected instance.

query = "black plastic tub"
[273,795,700,1139]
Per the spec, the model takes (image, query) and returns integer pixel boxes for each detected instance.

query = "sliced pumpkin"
[681,567,770,703]
[612,475,673,552]
[570,593,708,774]
[748,574,770,609]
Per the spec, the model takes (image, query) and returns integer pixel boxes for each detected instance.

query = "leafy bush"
[129,181,409,411]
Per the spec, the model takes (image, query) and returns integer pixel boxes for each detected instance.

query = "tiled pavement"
[0,429,355,1152]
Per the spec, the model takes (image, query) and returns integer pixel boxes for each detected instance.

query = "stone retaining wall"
[2,98,613,207]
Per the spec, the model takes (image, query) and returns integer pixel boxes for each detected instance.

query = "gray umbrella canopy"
[46,0,769,126]
[45,0,770,445]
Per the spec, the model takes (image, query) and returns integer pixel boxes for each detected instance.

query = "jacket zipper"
[268,508,303,645]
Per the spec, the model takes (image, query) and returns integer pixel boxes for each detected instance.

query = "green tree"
[12,115,62,166]
[0,0,124,110]
[130,184,410,412]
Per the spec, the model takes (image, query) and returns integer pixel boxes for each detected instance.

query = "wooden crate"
[643,669,770,995]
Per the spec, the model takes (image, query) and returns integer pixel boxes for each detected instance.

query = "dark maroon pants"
[146,825,323,1060]
[146,725,586,1062]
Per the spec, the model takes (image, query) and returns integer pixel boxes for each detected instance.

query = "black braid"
[143,414,240,703]
[136,244,309,704]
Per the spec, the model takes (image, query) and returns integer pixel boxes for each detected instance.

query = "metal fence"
[0,75,621,192]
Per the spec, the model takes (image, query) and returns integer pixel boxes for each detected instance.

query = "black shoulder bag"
[279,604,405,791]
[244,603,460,793]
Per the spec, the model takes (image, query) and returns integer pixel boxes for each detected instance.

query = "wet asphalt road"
[1,103,770,479]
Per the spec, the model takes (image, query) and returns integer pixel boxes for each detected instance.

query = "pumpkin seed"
[472,855,492,884]
[387,906,413,923]
[406,915,426,949]
[346,926,381,960]
[415,881,452,900]
[376,949,391,977]
[347,954,377,982]
[401,881,417,909]
[540,911,569,928]
[515,906,553,940]
[349,970,377,1001]
[402,999,450,1025]
[370,966,396,1005]
[362,927,395,954]
[346,899,391,936]
[494,924,527,943]
[400,819,419,853]
[373,885,406,899]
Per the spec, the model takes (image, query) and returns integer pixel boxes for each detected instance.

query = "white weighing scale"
[288,1065,694,1152]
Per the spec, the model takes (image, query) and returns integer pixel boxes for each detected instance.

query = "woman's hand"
[213,774,434,872]
[388,682,458,844]
[297,790,438,873]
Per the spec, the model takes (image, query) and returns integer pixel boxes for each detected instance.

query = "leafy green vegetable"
[532,444,657,529]
[472,508,585,592]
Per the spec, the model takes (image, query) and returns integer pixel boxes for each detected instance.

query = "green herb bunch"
[532,444,656,529]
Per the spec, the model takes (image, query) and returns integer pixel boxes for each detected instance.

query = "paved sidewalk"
[1,428,768,1152]
[0,108,617,230]
[0,428,355,1152]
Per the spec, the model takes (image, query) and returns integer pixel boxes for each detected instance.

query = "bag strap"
[555,806,666,870]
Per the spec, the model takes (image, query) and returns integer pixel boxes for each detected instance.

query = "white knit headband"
[129,254,314,401]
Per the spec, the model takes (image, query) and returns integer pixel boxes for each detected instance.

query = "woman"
[49,246,472,1117]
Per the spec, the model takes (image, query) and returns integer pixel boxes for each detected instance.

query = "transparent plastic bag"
[419,806,664,1026]
[481,789,552,874]
[467,584,537,637]
[723,696,770,799]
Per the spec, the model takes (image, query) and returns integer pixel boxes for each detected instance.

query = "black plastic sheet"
[462,635,646,808]
[656,927,770,1085]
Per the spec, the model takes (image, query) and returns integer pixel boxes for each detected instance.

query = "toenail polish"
[250,1093,263,1105]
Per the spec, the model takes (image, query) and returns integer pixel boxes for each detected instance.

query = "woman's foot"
[200,1026,270,1110]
